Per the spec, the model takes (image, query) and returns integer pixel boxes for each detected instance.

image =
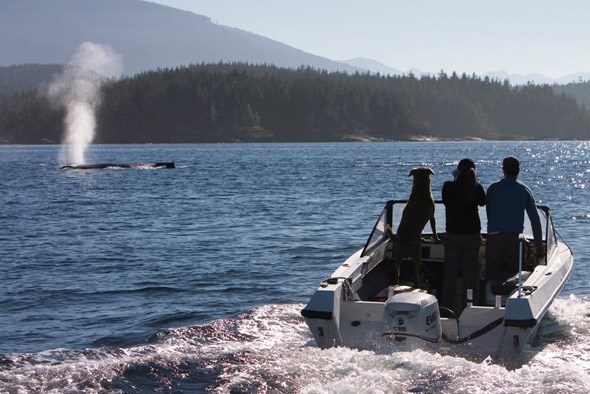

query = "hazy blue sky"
[148,0,589,77]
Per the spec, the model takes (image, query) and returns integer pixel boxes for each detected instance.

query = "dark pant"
[442,233,482,311]
[484,232,520,280]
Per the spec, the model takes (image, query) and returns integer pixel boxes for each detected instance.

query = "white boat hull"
[302,201,573,363]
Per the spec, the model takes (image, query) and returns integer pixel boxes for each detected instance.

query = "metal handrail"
[518,236,524,297]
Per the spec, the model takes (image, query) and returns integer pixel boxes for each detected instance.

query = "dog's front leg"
[429,216,440,242]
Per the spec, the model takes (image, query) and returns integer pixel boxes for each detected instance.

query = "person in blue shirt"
[441,158,486,312]
[485,156,544,280]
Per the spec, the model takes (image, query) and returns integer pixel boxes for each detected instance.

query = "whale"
[61,162,175,169]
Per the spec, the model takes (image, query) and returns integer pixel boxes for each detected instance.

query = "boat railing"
[362,201,554,269]
[518,235,526,298]
[517,206,553,297]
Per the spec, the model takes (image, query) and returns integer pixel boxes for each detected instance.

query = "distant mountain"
[2,0,588,89]
[339,58,432,79]
[339,57,590,86]
[0,0,361,75]
[339,57,403,76]
[484,70,590,85]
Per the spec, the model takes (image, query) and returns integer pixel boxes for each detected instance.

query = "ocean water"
[0,141,588,393]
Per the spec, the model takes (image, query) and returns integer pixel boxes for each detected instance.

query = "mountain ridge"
[2,0,588,85]
[0,0,361,75]
[339,58,590,85]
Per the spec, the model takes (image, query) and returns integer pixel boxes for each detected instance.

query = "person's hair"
[458,167,478,203]
[504,166,519,176]
[502,156,520,176]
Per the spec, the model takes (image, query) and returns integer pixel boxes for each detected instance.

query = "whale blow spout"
[61,162,176,170]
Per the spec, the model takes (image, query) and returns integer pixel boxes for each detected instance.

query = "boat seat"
[485,271,532,306]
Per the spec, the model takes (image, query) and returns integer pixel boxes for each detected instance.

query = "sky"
[147,0,589,78]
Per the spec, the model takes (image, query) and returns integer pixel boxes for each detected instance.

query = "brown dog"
[387,167,439,286]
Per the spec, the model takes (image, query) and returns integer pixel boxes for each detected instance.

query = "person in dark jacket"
[441,158,486,313]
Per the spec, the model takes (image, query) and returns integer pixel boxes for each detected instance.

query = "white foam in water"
[1,299,589,392]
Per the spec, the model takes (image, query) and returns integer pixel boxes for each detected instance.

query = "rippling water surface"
[1,141,589,392]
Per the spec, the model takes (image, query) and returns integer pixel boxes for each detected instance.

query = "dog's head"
[408,167,435,190]
[408,167,435,178]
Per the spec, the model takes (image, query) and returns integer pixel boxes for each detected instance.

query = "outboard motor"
[383,291,442,343]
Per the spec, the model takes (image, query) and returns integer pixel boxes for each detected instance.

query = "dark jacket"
[442,180,486,234]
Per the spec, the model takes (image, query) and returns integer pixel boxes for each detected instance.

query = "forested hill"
[553,81,590,110]
[1,63,589,144]
[0,64,63,94]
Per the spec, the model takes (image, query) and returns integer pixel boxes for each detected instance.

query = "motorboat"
[301,200,573,363]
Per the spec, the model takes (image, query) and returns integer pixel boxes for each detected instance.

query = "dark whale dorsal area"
[61,162,175,170]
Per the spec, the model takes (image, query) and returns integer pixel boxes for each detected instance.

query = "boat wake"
[0,297,588,393]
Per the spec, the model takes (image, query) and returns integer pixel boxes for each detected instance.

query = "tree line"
[1,63,589,144]
[553,80,590,110]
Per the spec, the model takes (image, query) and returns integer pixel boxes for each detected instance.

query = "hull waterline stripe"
[442,317,504,344]
[301,309,333,320]
[504,318,537,328]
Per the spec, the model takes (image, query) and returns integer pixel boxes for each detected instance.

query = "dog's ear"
[428,168,435,176]
[408,168,416,177]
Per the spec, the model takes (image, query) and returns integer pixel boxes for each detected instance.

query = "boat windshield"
[361,205,388,257]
